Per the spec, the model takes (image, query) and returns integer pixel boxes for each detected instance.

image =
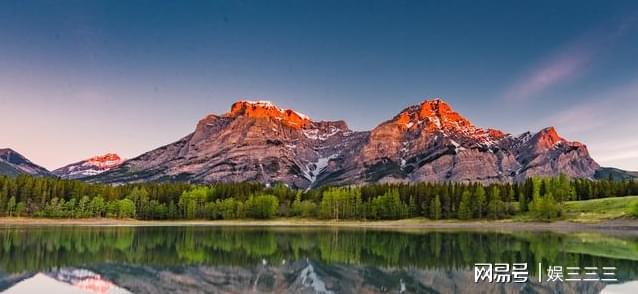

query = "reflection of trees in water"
[1,227,638,280]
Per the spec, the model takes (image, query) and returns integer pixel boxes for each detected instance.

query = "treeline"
[0,174,636,220]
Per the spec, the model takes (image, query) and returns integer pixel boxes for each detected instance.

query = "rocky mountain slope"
[53,153,123,179]
[90,99,601,188]
[348,100,599,184]
[0,148,51,177]
[89,100,367,187]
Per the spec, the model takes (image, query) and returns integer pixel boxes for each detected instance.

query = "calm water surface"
[0,226,637,293]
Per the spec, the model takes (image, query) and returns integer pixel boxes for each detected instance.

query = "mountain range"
[0,148,50,177]
[2,98,635,187]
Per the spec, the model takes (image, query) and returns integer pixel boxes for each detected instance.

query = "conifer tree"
[7,196,16,216]
[487,186,503,219]
[409,195,418,217]
[430,195,441,220]
[474,186,486,218]
[458,191,472,220]
[519,192,528,212]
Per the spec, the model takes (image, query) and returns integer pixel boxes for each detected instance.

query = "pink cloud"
[504,48,593,101]
[504,16,636,101]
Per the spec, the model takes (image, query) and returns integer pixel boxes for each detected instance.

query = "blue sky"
[1,0,638,170]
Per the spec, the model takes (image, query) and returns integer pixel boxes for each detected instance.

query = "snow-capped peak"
[393,98,505,138]
[227,99,313,129]
[85,153,123,168]
[291,109,310,121]
[52,153,124,180]
[233,100,310,118]
[239,100,276,108]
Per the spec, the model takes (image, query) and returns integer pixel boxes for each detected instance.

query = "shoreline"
[1,217,638,234]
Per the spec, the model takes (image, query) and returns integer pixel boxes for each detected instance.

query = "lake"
[0,226,637,293]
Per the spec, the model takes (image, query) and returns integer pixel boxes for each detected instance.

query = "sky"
[1,0,638,171]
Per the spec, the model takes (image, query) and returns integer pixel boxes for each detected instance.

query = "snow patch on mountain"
[239,100,311,120]
[301,154,339,185]
[243,100,275,107]
[53,153,123,179]
[299,259,334,294]
[303,126,341,141]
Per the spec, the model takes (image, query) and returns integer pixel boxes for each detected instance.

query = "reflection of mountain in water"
[3,268,129,294]
[68,261,606,294]
[0,227,636,293]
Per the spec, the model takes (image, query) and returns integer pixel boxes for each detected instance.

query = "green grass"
[563,195,638,223]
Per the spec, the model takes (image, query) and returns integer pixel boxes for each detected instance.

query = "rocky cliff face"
[90,99,600,188]
[52,153,123,179]
[0,148,51,177]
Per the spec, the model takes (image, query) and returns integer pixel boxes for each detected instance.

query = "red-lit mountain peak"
[52,153,124,179]
[391,98,505,141]
[418,99,474,130]
[531,127,565,150]
[418,98,466,120]
[227,100,312,129]
[391,99,474,131]
[86,153,122,169]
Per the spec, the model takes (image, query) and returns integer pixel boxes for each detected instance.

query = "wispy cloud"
[541,80,638,170]
[504,16,636,101]
[541,81,638,133]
